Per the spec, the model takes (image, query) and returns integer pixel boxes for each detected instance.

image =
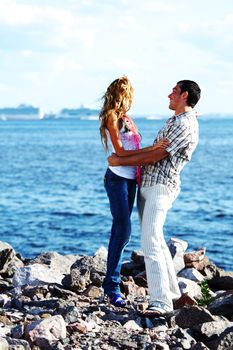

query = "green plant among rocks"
[198,279,212,307]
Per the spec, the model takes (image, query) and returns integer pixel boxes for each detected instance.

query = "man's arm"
[108,149,169,166]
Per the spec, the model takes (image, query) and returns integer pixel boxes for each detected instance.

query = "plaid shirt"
[141,111,199,191]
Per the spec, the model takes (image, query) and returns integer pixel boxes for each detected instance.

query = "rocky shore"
[0,239,233,350]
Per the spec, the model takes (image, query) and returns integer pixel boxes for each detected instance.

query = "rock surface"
[0,240,232,349]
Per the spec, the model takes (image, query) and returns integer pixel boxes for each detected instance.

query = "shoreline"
[0,239,233,349]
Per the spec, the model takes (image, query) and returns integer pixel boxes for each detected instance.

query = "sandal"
[137,308,163,318]
[109,293,126,307]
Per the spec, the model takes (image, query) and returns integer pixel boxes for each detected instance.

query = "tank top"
[106,116,141,180]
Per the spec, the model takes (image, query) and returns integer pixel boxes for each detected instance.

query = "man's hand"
[152,138,169,150]
[108,153,119,166]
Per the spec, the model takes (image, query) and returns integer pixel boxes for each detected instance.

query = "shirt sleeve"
[165,122,191,157]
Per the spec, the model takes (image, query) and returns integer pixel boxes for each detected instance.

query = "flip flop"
[109,293,126,307]
[137,307,163,318]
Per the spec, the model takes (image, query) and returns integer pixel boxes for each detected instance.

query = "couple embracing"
[99,76,201,317]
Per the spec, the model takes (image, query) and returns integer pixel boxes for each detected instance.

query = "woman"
[99,76,168,307]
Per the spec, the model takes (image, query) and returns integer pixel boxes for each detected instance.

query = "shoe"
[109,293,127,307]
[137,304,171,318]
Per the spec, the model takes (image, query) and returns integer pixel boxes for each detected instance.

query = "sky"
[0,0,232,115]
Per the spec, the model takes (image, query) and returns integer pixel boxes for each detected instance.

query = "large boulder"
[192,319,233,343]
[171,306,217,328]
[26,251,79,276]
[0,241,24,277]
[178,268,205,282]
[62,246,107,292]
[25,315,66,348]
[13,263,65,288]
[208,291,233,318]
[178,277,202,299]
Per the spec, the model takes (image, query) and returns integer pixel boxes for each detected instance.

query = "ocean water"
[0,117,232,271]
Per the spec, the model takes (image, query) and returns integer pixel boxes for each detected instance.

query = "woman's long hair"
[99,76,133,151]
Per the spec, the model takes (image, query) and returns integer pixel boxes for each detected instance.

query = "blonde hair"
[99,76,134,150]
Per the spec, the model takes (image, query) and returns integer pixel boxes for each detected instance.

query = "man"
[108,80,201,316]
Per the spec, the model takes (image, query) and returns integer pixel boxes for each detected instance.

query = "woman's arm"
[108,148,169,166]
[107,113,169,156]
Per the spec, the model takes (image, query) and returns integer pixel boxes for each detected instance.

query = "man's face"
[168,84,182,110]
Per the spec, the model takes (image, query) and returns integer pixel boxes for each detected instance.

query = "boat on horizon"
[0,104,44,120]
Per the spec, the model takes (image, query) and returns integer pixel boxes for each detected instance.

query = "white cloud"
[0,0,232,113]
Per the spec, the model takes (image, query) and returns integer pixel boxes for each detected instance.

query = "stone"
[121,261,143,277]
[167,237,188,274]
[208,291,233,317]
[202,263,219,280]
[83,285,102,298]
[62,256,92,292]
[174,292,197,309]
[172,306,217,328]
[0,337,8,350]
[192,319,233,341]
[206,325,233,350]
[68,319,100,333]
[57,304,81,324]
[5,337,31,350]
[0,241,23,276]
[209,275,233,291]
[123,319,142,331]
[191,342,210,349]
[25,315,66,348]
[27,251,79,277]
[121,279,146,299]
[131,250,145,265]
[178,277,202,299]
[13,263,65,288]
[134,270,148,287]
[184,249,206,263]
[178,268,205,282]
[185,257,211,271]
[63,248,107,292]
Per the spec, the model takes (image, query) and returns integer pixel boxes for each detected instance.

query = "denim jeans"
[103,168,136,297]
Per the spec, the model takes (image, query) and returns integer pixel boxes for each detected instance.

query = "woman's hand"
[108,153,119,166]
[152,138,169,150]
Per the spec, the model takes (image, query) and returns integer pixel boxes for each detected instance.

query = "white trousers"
[137,184,181,311]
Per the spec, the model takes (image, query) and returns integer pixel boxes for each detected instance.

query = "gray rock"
[57,304,81,324]
[0,241,23,277]
[25,314,66,348]
[178,268,205,282]
[178,277,202,299]
[131,250,145,265]
[5,337,31,350]
[167,237,188,274]
[190,342,210,349]
[13,263,65,288]
[171,328,196,349]
[192,319,233,340]
[208,291,233,317]
[0,337,8,350]
[206,325,233,350]
[27,251,79,277]
[172,306,217,328]
[209,275,233,291]
[62,255,92,291]
[62,248,107,292]
[121,261,143,277]
[202,263,219,280]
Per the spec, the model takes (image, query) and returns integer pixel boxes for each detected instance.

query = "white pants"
[137,184,181,311]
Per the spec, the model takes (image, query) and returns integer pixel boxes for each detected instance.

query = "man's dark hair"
[177,80,201,108]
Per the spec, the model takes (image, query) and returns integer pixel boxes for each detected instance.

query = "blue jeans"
[103,168,136,297]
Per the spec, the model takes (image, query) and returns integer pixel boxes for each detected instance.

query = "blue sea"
[0,117,232,271]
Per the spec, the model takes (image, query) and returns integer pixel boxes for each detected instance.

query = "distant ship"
[58,106,100,120]
[0,104,44,120]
